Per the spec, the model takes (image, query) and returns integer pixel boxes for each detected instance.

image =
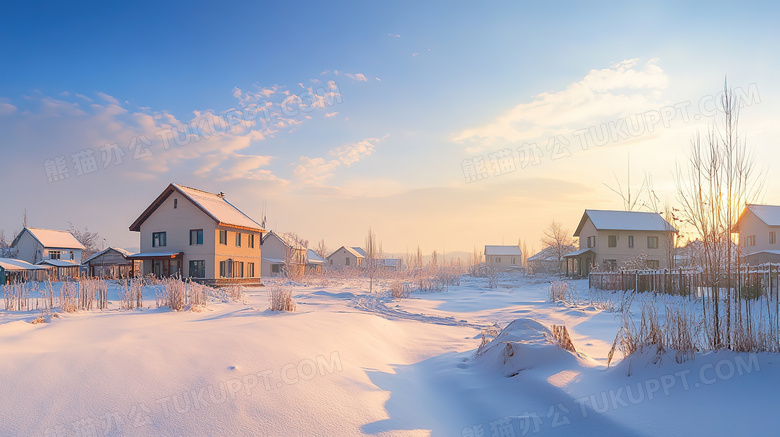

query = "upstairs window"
[647,236,659,249]
[49,250,61,260]
[628,235,634,248]
[746,235,756,247]
[235,232,242,247]
[174,199,178,209]
[249,234,255,248]
[608,235,617,247]
[219,230,228,245]
[152,232,167,247]
[586,236,595,248]
[190,229,203,245]
[771,231,776,245]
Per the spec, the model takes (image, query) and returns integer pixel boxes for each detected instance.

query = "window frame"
[188,260,205,278]
[608,235,617,248]
[219,230,228,245]
[189,229,203,246]
[647,236,659,249]
[152,232,167,248]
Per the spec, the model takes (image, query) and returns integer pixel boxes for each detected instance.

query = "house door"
[153,260,164,277]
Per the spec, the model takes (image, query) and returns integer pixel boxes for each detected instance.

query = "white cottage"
[484,245,523,272]
[261,231,307,277]
[11,227,84,265]
[326,246,364,270]
[733,204,780,265]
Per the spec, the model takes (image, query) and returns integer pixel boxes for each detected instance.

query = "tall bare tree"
[315,239,328,258]
[68,223,102,259]
[541,220,574,275]
[676,79,763,349]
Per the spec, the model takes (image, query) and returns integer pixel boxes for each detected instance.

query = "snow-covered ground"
[1,275,778,436]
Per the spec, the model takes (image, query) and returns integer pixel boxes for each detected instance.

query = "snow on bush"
[268,285,296,312]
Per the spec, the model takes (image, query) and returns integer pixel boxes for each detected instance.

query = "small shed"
[83,247,138,278]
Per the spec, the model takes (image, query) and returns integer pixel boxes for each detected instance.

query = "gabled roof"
[484,245,522,256]
[306,249,326,264]
[527,244,577,262]
[327,246,365,259]
[82,247,134,264]
[351,247,367,257]
[573,209,676,236]
[11,227,85,250]
[734,204,780,232]
[129,183,265,233]
[264,231,306,249]
[563,248,595,258]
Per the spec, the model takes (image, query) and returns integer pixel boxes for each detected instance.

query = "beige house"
[733,204,780,265]
[11,227,85,266]
[327,246,364,270]
[129,183,266,284]
[564,209,676,276]
[261,231,307,277]
[484,245,523,272]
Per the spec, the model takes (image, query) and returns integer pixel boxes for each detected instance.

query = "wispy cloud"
[324,112,339,118]
[0,103,17,115]
[345,73,368,82]
[294,136,385,184]
[453,58,669,152]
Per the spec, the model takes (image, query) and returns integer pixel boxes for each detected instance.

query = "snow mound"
[473,318,580,376]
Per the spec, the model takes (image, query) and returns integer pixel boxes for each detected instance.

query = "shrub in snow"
[59,282,78,313]
[120,277,144,310]
[3,282,30,311]
[549,280,576,303]
[268,285,296,312]
[390,281,411,299]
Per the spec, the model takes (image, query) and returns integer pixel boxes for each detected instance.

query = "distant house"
[129,183,266,284]
[11,227,85,265]
[327,246,365,270]
[261,231,307,277]
[564,209,676,276]
[306,249,326,274]
[83,247,139,278]
[484,245,523,272]
[733,204,780,265]
[527,244,576,274]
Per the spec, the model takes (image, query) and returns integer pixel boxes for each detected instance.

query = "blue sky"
[2,1,779,254]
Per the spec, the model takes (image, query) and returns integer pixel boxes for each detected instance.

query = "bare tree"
[541,220,574,275]
[365,228,381,293]
[281,232,306,281]
[675,79,763,349]
[68,223,102,259]
[315,239,328,258]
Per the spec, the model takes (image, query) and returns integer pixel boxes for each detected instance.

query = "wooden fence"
[589,264,780,299]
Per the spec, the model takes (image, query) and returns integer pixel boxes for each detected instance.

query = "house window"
[608,235,617,247]
[249,234,255,248]
[233,261,244,278]
[586,236,595,248]
[235,233,242,247]
[647,236,659,249]
[219,261,227,277]
[219,230,228,245]
[647,260,660,269]
[495,257,501,263]
[49,250,61,260]
[628,236,634,248]
[70,251,74,260]
[152,232,167,247]
[346,257,351,266]
[189,260,205,278]
[329,259,333,265]
[603,259,617,271]
[272,264,280,273]
[174,199,178,209]
[248,263,255,277]
[190,229,203,245]
[771,232,777,245]
[746,235,756,247]
[511,257,516,264]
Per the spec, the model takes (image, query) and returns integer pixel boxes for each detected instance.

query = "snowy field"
[1,275,778,436]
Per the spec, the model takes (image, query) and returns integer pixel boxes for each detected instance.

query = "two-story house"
[128,183,266,284]
[484,245,523,272]
[11,227,85,265]
[564,209,676,276]
[261,231,307,277]
[733,204,780,265]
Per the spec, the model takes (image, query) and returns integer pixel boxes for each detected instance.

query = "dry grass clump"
[59,282,78,313]
[550,325,576,352]
[268,285,296,312]
[549,280,576,303]
[120,277,144,310]
[390,281,411,299]
[3,282,30,311]
[155,277,209,310]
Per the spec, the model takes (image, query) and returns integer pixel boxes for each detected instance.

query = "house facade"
[527,244,576,274]
[326,246,364,270]
[733,204,780,265]
[83,247,139,278]
[129,183,266,284]
[11,227,85,266]
[565,209,676,276]
[261,231,307,277]
[484,245,523,272]
[306,249,325,274]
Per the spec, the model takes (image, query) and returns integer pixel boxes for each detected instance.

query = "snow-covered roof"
[574,210,676,236]
[327,246,365,259]
[82,247,134,264]
[36,259,80,268]
[735,204,780,231]
[130,184,265,232]
[306,249,325,264]
[13,228,85,250]
[265,231,306,249]
[749,250,780,256]
[126,252,182,259]
[0,258,49,271]
[351,247,367,257]
[262,257,286,264]
[484,245,522,256]
[563,248,595,258]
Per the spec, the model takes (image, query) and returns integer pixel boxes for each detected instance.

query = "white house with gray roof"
[484,245,523,272]
[11,227,85,266]
[564,209,676,276]
[326,246,364,270]
[733,204,780,265]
